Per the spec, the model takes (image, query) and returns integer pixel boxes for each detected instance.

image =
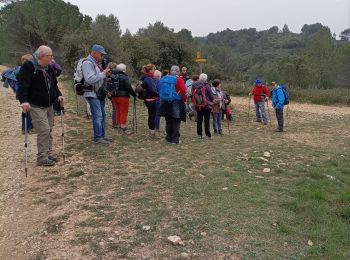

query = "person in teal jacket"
[271,83,285,132]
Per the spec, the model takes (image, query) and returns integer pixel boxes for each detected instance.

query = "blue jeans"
[154,102,161,130]
[255,102,268,124]
[212,111,222,133]
[86,97,106,141]
[22,112,33,132]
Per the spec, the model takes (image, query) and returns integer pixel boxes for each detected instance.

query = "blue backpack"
[280,84,290,105]
[159,75,182,101]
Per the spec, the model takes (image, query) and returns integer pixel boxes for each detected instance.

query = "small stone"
[99,241,104,246]
[201,232,207,237]
[199,174,205,178]
[233,185,238,187]
[308,240,314,246]
[181,252,190,259]
[264,152,271,158]
[141,243,145,246]
[222,187,228,191]
[43,231,48,236]
[272,222,277,227]
[263,168,271,173]
[45,189,55,194]
[284,242,288,246]
[168,235,182,245]
[142,225,151,231]
[178,241,185,246]
[248,170,253,174]
[255,176,264,179]
[108,237,114,241]
[259,157,269,162]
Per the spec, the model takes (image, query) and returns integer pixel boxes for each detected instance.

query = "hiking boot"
[37,158,55,167]
[218,130,223,135]
[104,136,113,142]
[255,120,261,123]
[112,124,118,129]
[275,129,284,132]
[197,135,203,139]
[48,155,59,162]
[93,139,110,145]
[120,128,130,135]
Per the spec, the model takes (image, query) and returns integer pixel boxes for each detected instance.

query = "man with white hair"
[159,65,187,144]
[17,45,65,166]
[192,73,214,139]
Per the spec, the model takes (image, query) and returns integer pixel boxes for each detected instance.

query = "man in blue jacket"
[271,82,285,132]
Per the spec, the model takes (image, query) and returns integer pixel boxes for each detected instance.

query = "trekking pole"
[227,116,230,134]
[60,107,65,165]
[132,98,135,133]
[24,113,28,177]
[134,98,138,133]
[75,93,79,115]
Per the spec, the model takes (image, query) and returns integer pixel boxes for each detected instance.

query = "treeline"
[0,0,349,89]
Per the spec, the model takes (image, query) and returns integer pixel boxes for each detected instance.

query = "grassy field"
[33,79,350,259]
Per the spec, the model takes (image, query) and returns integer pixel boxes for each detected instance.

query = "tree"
[282,24,290,34]
[0,0,86,52]
[340,28,350,41]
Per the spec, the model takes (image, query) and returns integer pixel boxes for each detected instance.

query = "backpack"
[73,58,94,95]
[192,85,209,110]
[185,79,193,97]
[159,75,181,101]
[135,80,146,100]
[105,72,121,97]
[211,87,223,110]
[280,84,290,105]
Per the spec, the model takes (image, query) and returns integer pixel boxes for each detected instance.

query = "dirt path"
[0,68,349,259]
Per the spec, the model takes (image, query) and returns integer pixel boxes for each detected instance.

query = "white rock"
[248,170,253,174]
[255,176,264,179]
[264,152,271,158]
[222,187,228,191]
[99,241,104,246]
[108,237,114,241]
[45,189,55,194]
[201,232,207,236]
[308,240,314,246]
[181,252,190,259]
[168,235,182,245]
[259,157,269,162]
[263,168,271,173]
[142,226,151,231]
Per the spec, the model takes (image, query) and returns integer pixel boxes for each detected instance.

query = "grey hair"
[116,63,126,72]
[170,65,180,76]
[199,73,208,82]
[34,45,52,58]
[153,70,162,79]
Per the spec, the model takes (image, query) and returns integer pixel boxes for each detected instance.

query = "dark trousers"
[275,109,284,131]
[197,109,211,137]
[145,101,157,130]
[165,116,181,144]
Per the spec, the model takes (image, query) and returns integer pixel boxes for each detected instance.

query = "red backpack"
[192,85,208,110]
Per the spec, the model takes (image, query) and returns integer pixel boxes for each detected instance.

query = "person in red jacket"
[249,79,270,125]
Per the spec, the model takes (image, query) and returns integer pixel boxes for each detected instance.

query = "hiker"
[106,62,118,130]
[140,64,159,139]
[271,83,286,132]
[1,54,35,134]
[179,66,190,83]
[188,75,199,121]
[81,44,112,145]
[159,65,187,144]
[110,63,136,134]
[192,73,214,139]
[211,79,224,135]
[221,88,232,121]
[249,79,270,125]
[17,45,65,166]
[154,70,162,133]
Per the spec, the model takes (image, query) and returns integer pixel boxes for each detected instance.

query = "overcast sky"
[31,0,350,36]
